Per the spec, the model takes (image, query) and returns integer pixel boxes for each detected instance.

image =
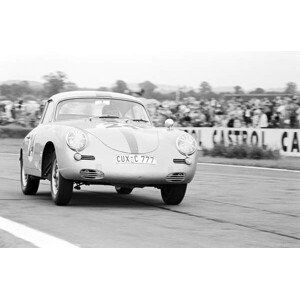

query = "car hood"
[64,119,159,154]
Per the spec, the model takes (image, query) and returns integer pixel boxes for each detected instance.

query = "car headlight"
[66,129,87,152]
[176,133,197,156]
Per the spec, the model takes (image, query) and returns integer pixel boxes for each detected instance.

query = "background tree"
[199,81,212,96]
[0,84,14,99]
[138,81,157,98]
[97,86,110,91]
[43,71,68,97]
[233,85,244,94]
[64,81,78,92]
[284,82,297,94]
[112,80,129,94]
[249,87,265,94]
[0,81,32,100]
[12,81,31,97]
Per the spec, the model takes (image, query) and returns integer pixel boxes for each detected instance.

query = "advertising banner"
[180,127,300,157]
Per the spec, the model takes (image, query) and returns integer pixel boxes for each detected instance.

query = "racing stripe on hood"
[120,128,139,154]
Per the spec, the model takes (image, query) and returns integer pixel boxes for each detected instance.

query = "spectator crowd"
[145,95,300,128]
[0,99,43,127]
[1,94,300,129]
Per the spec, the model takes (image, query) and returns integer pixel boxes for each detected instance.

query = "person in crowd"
[296,106,300,128]
[243,104,252,127]
[252,109,260,127]
[270,111,281,128]
[227,112,235,128]
[233,116,242,128]
[258,108,269,128]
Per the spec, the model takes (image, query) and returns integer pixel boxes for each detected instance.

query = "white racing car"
[20,91,198,205]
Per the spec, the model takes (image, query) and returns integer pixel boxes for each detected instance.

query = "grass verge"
[198,155,300,171]
[202,143,280,160]
[0,125,31,138]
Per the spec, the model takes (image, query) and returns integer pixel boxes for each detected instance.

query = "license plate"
[116,154,157,165]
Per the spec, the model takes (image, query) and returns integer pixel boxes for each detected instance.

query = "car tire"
[161,184,187,205]
[20,157,40,195]
[115,187,133,195]
[50,154,73,206]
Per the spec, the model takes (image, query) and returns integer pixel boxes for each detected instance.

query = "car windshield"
[55,98,150,123]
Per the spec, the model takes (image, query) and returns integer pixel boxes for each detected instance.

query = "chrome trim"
[165,172,186,183]
[80,169,104,179]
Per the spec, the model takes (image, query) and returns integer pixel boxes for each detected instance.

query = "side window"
[41,102,54,124]
[39,102,48,124]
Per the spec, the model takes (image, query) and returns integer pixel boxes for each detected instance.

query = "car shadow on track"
[35,190,164,209]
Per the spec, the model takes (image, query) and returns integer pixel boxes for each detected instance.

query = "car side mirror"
[165,118,174,130]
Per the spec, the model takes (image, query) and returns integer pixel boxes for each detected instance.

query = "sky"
[0,0,299,90]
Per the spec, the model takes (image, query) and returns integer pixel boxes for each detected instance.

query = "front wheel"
[51,156,73,206]
[20,158,40,195]
[161,184,187,205]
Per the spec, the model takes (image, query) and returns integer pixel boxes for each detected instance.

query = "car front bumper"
[58,148,198,186]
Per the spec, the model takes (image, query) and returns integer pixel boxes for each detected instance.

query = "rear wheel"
[161,184,187,205]
[51,154,73,206]
[20,157,40,195]
[115,187,133,195]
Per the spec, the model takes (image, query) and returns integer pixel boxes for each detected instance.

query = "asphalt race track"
[0,153,299,247]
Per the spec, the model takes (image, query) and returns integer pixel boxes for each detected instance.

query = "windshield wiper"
[98,115,120,119]
[131,118,149,123]
[89,115,120,121]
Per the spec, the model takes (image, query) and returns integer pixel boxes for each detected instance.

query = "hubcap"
[21,162,28,186]
[51,159,59,196]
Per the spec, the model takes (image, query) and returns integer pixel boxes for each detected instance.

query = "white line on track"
[0,216,79,248]
[0,152,18,156]
[197,162,300,173]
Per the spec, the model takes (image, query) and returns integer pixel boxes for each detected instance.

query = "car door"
[26,100,55,176]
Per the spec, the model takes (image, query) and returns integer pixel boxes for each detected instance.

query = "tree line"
[0,71,298,102]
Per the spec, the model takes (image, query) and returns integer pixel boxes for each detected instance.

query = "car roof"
[50,91,143,105]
